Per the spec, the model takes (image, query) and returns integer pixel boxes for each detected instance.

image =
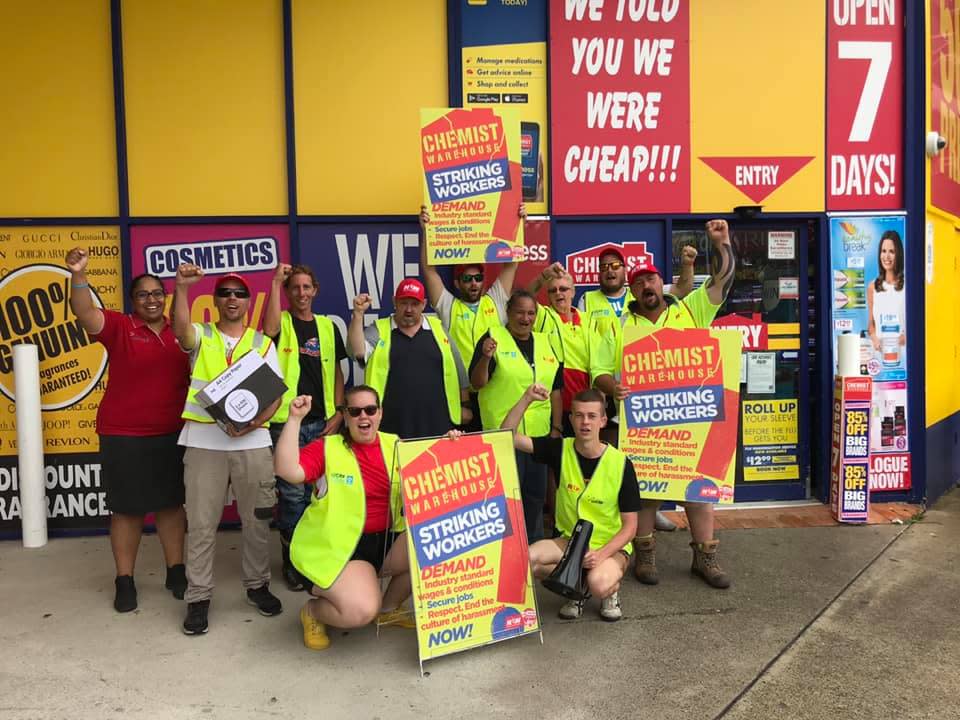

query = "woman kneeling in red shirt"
[274,385,412,650]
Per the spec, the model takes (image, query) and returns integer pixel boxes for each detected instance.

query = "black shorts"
[100,433,185,515]
[350,531,394,574]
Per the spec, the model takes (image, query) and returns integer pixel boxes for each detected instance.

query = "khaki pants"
[183,446,274,603]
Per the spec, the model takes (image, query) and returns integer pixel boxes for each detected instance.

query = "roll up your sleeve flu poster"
[618,326,741,504]
[397,430,540,667]
[420,107,525,266]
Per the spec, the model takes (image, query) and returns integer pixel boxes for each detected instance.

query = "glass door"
[671,222,811,501]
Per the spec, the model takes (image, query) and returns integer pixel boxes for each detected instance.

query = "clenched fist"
[353,293,372,314]
[680,245,697,266]
[705,219,730,246]
[65,248,88,274]
[176,263,204,287]
[481,336,498,358]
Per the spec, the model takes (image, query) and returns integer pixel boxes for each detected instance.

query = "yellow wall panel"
[0,1,117,217]
[294,0,448,215]
[924,214,960,427]
[122,0,286,216]
[690,0,824,213]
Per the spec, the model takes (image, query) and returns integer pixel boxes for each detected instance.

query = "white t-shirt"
[178,323,282,451]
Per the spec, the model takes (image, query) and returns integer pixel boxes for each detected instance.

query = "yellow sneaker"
[376,607,416,629]
[300,604,330,650]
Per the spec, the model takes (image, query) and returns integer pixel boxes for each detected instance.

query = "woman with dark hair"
[273,385,412,651]
[469,289,563,542]
[66,248,190,613]
[867,230,906,366]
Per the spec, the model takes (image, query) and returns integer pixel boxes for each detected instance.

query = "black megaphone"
[542,519,594,600]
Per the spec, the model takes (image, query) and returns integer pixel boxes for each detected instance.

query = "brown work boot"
[690,539,731,589]
[632,535,659,585]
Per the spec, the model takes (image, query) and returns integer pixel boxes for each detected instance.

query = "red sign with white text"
[711,313,768,351]
[869,452,911,491]
[826,0,903,210]
[700,157,814,204]
[932,0,960,217]
[564,241,654,286]
[549,0,690,214]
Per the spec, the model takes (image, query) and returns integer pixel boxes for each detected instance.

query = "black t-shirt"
[531,437,641,512]
[272,316,347,422]
[469,330,564,392]
[380,327,455,440]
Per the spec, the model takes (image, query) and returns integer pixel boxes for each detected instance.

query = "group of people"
[67,210,738,646]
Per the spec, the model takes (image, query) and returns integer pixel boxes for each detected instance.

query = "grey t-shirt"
[434,278,509,332]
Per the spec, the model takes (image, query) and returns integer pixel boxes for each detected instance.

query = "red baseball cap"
[395,278,426,302]
[628,264,662,285]
[215,273,251,294]
[598,247,625,263]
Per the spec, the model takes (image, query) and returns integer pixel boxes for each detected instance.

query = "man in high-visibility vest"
[263,263,347,591]
[500,383,640,623]
[419,204,526,428]
[347,278,470,439]
[593,219,738,590]
[577,246,696,337]
[172,266,285,636]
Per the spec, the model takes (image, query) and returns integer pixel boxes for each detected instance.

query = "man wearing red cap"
[173,265,285,635]
[347,278,469,440]
[593,220,738,590]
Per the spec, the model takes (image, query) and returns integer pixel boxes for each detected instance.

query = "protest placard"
[420,107,524,266]
[397,430,540,671]
[618,326,741,503]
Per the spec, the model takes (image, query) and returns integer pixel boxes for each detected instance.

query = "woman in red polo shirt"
[66,248,190,613]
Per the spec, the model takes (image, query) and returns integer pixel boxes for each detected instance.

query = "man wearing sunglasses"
[418,205,526,429]
[263,263,347,591]
[347,278,470,441]
[173,267,285,635]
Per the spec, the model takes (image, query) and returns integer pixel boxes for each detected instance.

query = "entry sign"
[397,430,540,671]
[830,376,872,522]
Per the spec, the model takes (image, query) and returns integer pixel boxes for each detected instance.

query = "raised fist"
[481,336,498,358]
[524,383,549,403]
[353,293,372,313]
[274,263,292,283]
[65,248,88,274]
[680,245,697,266]
[288,394,312,419]
[705,219,730,246]
[175,263,204,287]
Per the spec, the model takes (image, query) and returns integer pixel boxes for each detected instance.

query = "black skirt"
[100,433,185,515]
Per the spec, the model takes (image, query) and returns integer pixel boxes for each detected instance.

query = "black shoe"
[165,564,187,600]
[281,543,305,592]
[182,600,210,635]
[246,584,283,617]
[114,575,137,613]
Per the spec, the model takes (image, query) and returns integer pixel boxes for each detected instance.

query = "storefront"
[0,0,954,535]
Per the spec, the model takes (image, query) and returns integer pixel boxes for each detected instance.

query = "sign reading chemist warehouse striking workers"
[420,107,525,266]
[397,431,540,669]
[618,326,741,504]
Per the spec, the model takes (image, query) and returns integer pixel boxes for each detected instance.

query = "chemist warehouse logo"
[0,265,107,409]
[143,237,278,278]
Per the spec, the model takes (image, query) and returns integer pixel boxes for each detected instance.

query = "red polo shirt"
[299,436,390,533]
[92,310,190,436]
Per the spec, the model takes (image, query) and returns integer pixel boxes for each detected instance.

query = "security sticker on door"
[767,231,795,260]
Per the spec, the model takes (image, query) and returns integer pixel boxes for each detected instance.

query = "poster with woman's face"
[829,215,909,461]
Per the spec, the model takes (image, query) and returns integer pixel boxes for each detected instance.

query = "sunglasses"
[215,287,250,299]
[459,273,484,283]
[599,261,624,271]
[345,405,379,418]
[134,289,166,301]
[547,286,572,294]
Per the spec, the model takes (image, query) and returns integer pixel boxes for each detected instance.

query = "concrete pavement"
[0,489,955,720]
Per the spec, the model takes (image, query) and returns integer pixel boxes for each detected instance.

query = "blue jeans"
[516,450,547,544]
[269,419,326,536]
